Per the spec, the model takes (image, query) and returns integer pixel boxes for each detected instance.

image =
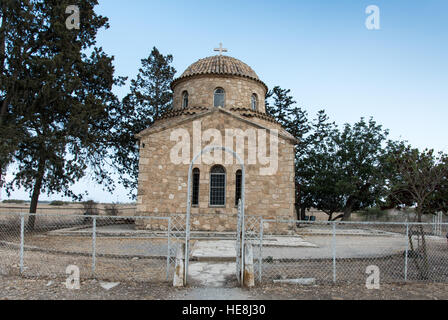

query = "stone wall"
[136,110,296,232]
[172,74,267,113]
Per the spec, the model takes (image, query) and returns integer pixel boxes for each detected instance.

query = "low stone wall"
[135,213,297,234]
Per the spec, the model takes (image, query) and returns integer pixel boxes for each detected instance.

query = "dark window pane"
[210,165,226,206]
[235,170,242,206]
[214,88,225,107]
[183,92,189,109]
[251,94,257,111]
[192,168,200,206]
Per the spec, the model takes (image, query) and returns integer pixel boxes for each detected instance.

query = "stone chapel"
[135,49,297,231]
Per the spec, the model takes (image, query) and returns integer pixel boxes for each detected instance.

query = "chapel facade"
[135,52,297,231]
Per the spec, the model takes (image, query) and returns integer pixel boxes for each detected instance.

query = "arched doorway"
[184,146,246,286]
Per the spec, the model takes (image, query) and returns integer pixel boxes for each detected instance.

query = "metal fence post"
[19,213,25,274]
[166,218,171,281]
[404,222,409,282]
[184,216,190,286]
[240,210,245,287]
[258,218,264,283]
[92,216,97,275]
[332,222,336,283]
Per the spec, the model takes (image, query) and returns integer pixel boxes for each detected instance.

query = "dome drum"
[171,55,267,112]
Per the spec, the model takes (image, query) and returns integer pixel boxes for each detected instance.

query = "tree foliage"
[267,86,391,220]
[265,86,310,218]
[299,111,341,220]
[384,146,448,279]
[330,118,390,220]
[385,146,448,220]
[0,0,36,188]
[0,0,123,229]
[111,47,176,197]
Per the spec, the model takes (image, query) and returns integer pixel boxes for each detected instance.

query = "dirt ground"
[1,274,447,300]
[255,282,448,300]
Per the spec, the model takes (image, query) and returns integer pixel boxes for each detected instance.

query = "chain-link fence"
[256,219,448,285]
[0,212,186,283]
[2,212,447,287]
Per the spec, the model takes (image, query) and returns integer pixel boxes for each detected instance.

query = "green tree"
[299,117,390,221]
[111,47,176,197]
[0,0,36,191]
[301,111,342,221]
[265,86,299,127]
[386,147,448,220]
[265,86,310,219]
[129,47,176,120]
[331,118,390,220]
[379,140,415,210]
[386,147,448,279]
[2,0,123,229]
[266,87,390,221]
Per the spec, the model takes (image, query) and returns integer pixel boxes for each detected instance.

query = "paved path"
[190,237,316,261]
[188,262,236,287]
[171,287,257,300]
[263,235,410,260]
[188,241,238,287]
[191,240,236,260]
[187,236,317,287]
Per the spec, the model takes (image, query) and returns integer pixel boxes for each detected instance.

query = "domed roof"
[172,55,267,89]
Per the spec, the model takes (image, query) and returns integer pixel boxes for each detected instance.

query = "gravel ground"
[0,275,175,300]
[7,235,176,258]
[1,274,448,300]
[251,282,448,300]
[0,247,171,283]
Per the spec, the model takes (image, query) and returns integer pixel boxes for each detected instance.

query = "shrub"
[2,199,26,204]
[105,203,119,216]
[81,200,99,223]
[49,200,66,206]
[265,256,274,263]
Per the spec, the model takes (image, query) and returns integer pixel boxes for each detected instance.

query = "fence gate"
[184,146,245,286]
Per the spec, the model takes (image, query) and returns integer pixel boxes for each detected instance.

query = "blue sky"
[2,0,447,202]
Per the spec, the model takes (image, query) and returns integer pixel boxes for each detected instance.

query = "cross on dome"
[214,42,228,56]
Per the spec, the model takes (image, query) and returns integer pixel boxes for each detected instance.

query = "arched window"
[214,88,225,108]
[251,94,258,111]
[235,170,242,206]
[210,165,226,206]
[182,91,189,109]
[192,168,200,206]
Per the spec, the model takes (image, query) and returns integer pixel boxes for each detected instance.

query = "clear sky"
[2,0,447,203]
